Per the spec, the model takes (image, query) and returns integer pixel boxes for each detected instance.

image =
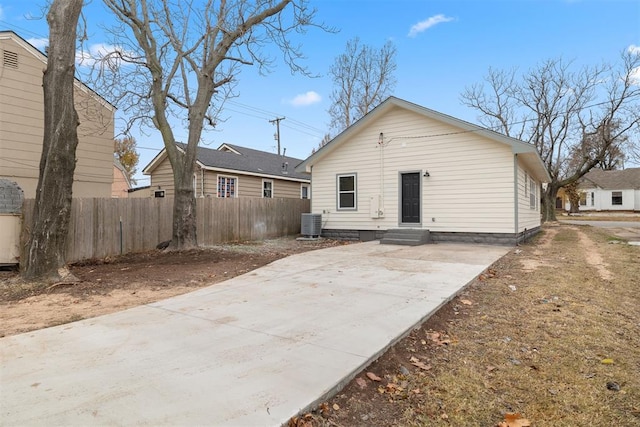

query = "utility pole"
[269,117,285,155]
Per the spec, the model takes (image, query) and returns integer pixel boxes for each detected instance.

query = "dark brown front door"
[401,173,420,223]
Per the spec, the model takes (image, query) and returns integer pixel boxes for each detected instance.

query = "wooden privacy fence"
[21,197,310,263]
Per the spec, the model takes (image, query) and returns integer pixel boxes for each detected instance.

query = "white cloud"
[627,45,640,85]
[76,43,131,68]
[408,14,454,38]
[288,91,321,107]
[27,37,49,51]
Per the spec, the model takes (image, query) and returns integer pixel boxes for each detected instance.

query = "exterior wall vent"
[154,190,165,198]
[301,213,322,237]
[3,50,18,68]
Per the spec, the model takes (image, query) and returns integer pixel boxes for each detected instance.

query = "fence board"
[21,197,310,263]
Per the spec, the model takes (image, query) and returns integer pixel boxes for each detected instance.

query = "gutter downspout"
[513,154,519,242]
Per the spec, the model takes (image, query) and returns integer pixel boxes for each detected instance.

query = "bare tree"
[328,37,397,133]
[461,49,640,222]
[21,0,83,281]
[95,0,329,250]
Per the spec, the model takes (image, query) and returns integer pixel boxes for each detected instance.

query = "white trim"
[262,179,274,198]
[300,184,310,199]
[296,96,550,183]
[216,174,238,198]
[336,173,357,211]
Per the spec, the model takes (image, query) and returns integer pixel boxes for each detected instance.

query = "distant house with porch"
[143,143,310,199]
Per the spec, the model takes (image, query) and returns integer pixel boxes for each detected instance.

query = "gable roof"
[0,30,115,112]
[579,167,640,190]
[143,142,310,182]
[113,159,132,189]
[296,96,550,183]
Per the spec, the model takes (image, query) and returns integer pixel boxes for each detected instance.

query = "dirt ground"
[0,237,348,337]
[2,225,639,426]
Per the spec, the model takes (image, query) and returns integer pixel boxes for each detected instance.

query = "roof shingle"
[177,143,310,181]
[579,167,640,190]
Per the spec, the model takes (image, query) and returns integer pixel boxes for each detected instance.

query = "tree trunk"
[170,168,198,250]
[21,0,83,281]
[541,184,559,223]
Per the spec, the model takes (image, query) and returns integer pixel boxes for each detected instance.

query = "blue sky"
[1,0,639,184]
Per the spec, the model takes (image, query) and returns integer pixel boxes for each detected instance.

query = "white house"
[572,168,640,212]
[296,97,550,245]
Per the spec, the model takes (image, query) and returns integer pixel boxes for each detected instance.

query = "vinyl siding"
[517,159,542,232]
[311,106,520,234]
[149,158,308,199]
[0,36,114,198]
[149,155,176,196]
[577,188,637,211]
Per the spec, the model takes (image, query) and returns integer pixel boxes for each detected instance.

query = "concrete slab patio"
[0,241,509,426]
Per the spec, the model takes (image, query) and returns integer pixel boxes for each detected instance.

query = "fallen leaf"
[441,413,449,420]
[486,365,497,372]
[409,356,420,363]
[355,377,367,389]
[460,299,473,305]
[332,403,340,411]
[366,372,382,382]
[411,388,421,394]
[601,358,614,365]
[411,360,432,370]
[502,413,531,427]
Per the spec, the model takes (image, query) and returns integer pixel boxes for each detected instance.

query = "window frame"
[217,175,238,198]
[612,191,623,206]
[529,178,537,210]
[579,192,587,206]
[336,173,357,211]
[300,184,310,200]
[262,179,274,198]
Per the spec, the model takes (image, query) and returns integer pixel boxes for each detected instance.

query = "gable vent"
[3,50,18,68]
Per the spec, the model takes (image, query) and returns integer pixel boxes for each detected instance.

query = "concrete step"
[381,229,431,246]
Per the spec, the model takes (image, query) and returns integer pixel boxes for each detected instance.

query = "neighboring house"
[112,159,132,198]
[127,185,152,198]
[143,143,311,199]
[562,168,640,212]
[0,31,115,198]
[296,97,550,245]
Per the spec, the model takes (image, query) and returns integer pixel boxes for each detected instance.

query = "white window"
[262,179,273,198]
[524,171,529,197]
[337,173,357,210]
[301,184,310,200]
[217,176,237,198]
[529,178,537,210]
[579,192,587,206]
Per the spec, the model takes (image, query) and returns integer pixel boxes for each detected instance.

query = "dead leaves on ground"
[497,412,531,427]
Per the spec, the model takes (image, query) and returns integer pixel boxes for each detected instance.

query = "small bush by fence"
[21,197,310,263]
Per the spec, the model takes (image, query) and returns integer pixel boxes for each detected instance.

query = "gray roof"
[579,167,640,190]
[178,143,310,181]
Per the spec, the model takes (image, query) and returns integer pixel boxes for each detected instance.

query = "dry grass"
[309,224,640,427]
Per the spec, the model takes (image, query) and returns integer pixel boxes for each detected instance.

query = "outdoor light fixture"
[423,171,430,177]
[378,132,384,144]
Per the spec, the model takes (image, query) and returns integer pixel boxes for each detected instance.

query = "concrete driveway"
[1,241,509,426]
